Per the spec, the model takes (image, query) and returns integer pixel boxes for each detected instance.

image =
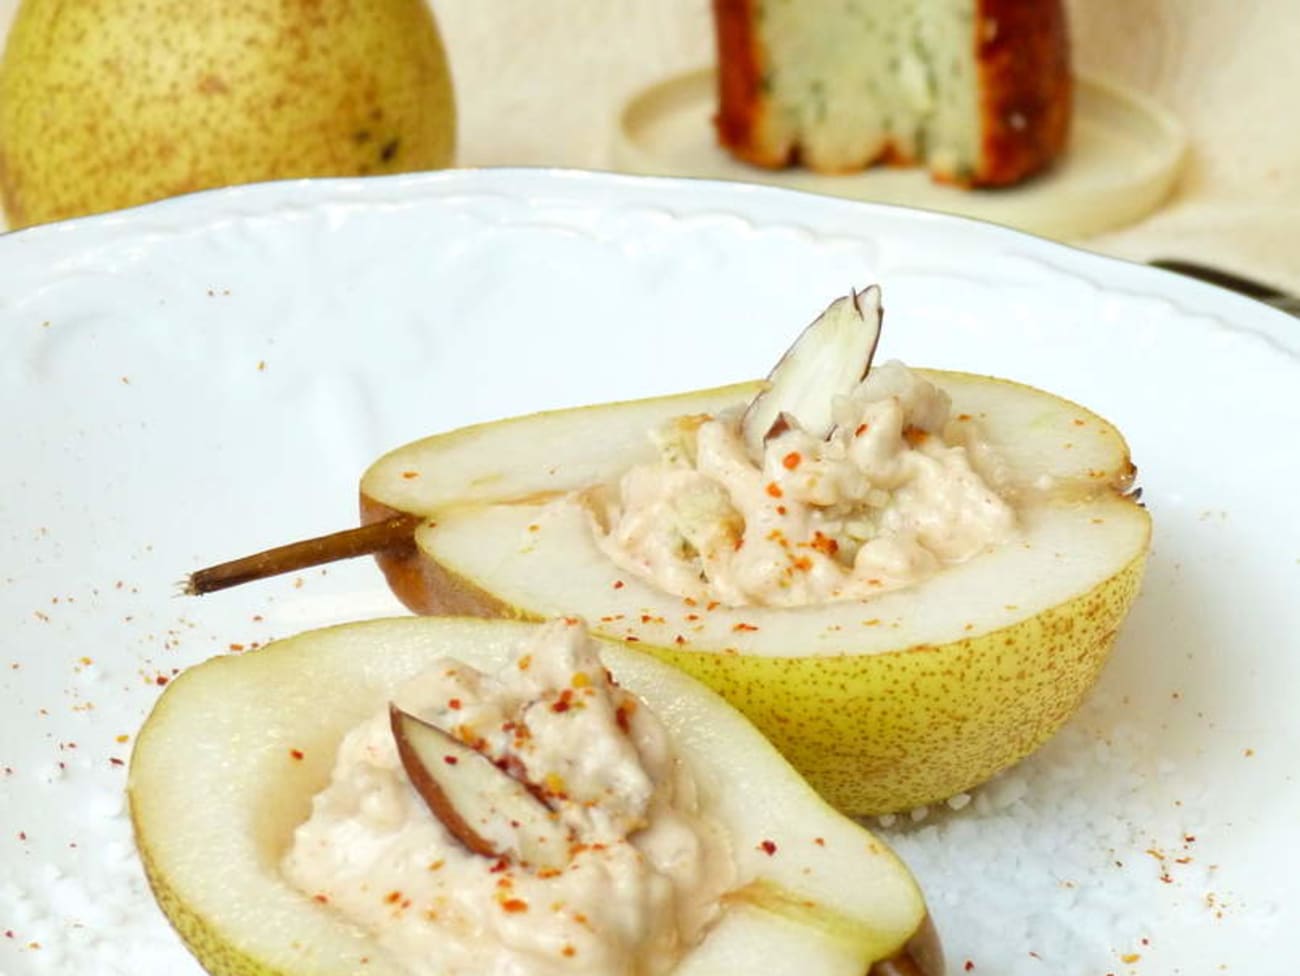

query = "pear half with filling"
[128,616,936,976]
[359,293,1151,815]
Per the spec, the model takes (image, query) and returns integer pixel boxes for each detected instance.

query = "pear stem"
[185,513,423,596]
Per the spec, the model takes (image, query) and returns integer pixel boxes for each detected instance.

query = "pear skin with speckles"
[358,370,1151,816]
[0,0,455,229]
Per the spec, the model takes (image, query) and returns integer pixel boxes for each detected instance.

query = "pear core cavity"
[591,362,1017,608]
[281,619,734,976]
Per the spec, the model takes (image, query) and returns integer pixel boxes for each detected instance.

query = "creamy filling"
[592,362,1016,608]
[283,619,734,976]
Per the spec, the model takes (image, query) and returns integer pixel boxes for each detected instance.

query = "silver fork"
[1149,259,1300,317]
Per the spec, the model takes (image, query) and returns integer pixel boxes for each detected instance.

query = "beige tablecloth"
[2,0,1296,294]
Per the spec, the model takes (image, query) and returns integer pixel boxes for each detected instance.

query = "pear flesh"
[360,369,1150,815]
[128,617,934,975]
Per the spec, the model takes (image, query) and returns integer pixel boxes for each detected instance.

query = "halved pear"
[360,371,1151,815]
[128,617,935,975]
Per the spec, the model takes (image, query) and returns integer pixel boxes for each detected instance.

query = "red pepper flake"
[673,635,686,645]
[810,531,839,556]
[384,890,402,905]
[612,579,625,590]
[615,699,637,732]
[814,837,825,846]
[155,675,169,686]
[903,425,929,447]
[732,622,759,633]
[706,600,720,611]
[18,831,27,841]
[313,893,330,904]
[401,470,419,480]
[685,613,700,622]
[490,858,509,873]
[500,898,529,913]
[964,962,975,972]
[551,689,574,714]
[448,698,462,710]
[782,451,802,470]
[766,482,783,498]
[625,636,640,643]
[791,555,813,572]
[439,753,459,766]
[758,840,777,856]
[854,422,870,436]
[289,749,305,761]
[109,757,125,767]
[4,930,12,938]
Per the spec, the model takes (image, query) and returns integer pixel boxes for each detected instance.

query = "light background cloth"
[1,0,1296,294]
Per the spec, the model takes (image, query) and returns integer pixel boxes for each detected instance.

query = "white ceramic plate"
[613,69,1187,241]
[1,169,1295,975]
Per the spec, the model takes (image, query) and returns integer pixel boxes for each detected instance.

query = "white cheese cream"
[283,619,734,975]
[593,362,1017,607]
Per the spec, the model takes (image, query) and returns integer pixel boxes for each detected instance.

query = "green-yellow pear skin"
[358,373,1152,816]
[0,0,455,229]
[128,617,937,976]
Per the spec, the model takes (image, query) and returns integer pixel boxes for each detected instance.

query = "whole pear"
[0,0,456,229]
